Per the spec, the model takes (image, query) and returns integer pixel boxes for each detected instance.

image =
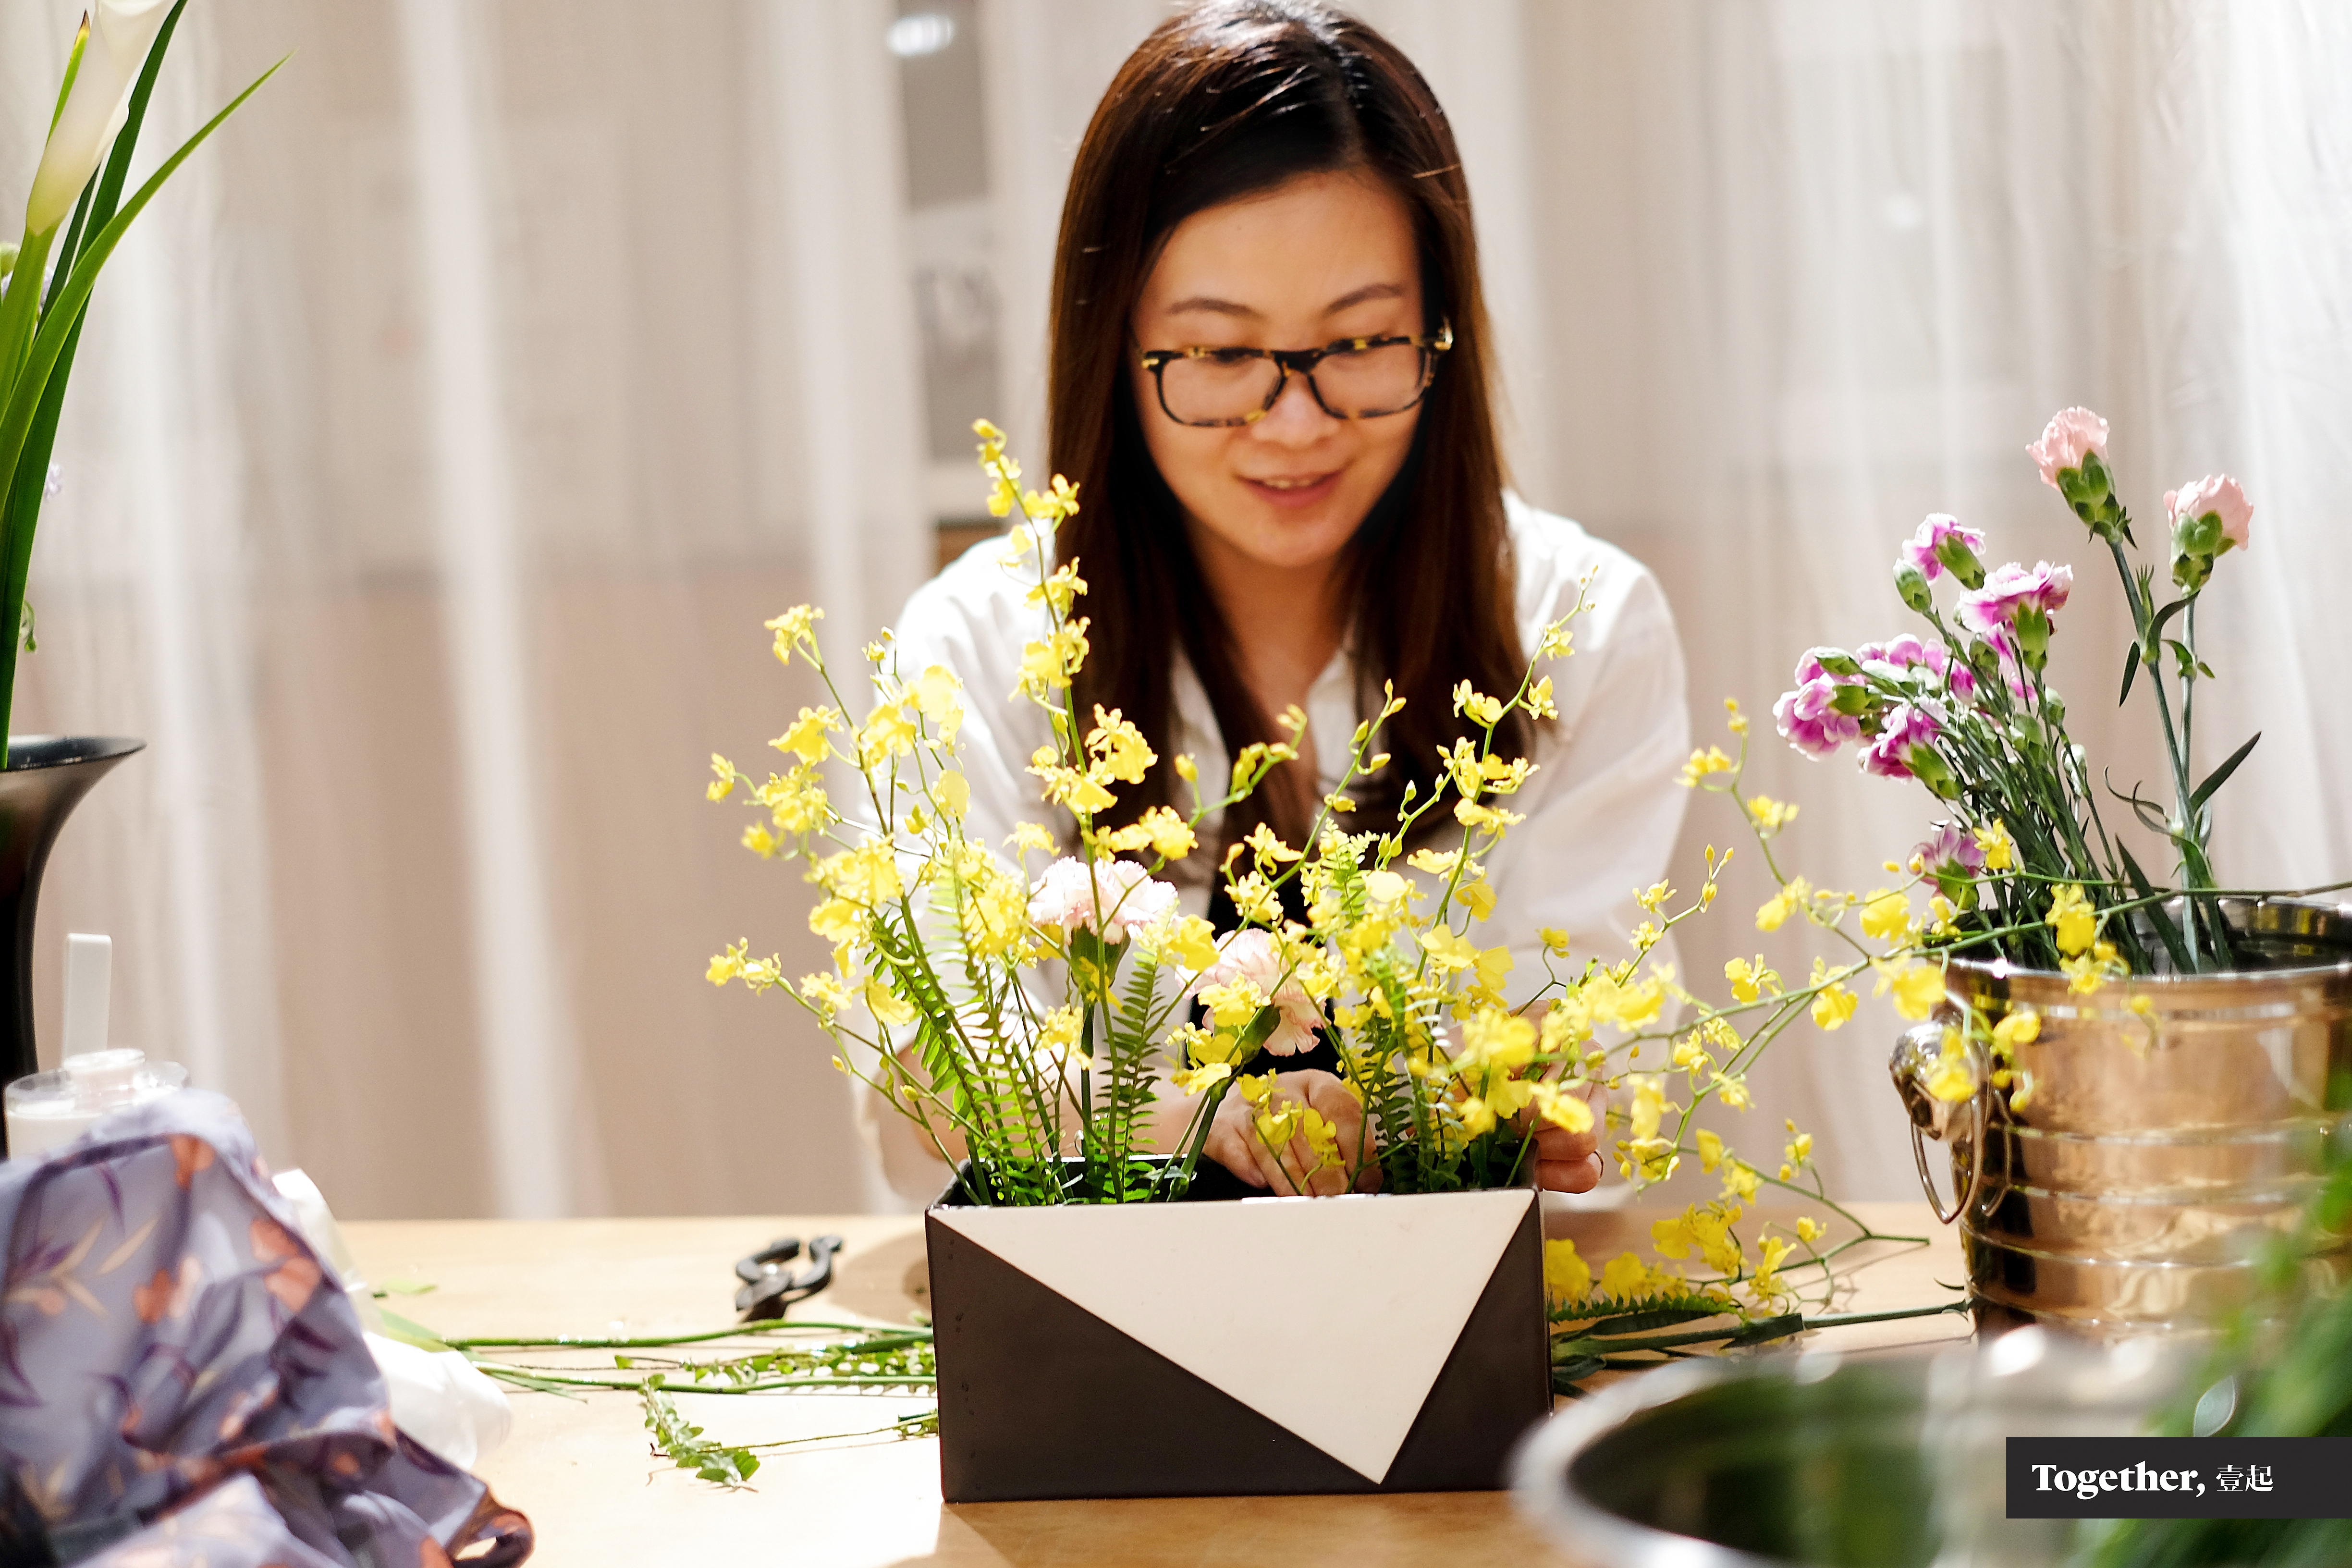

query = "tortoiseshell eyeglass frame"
[1136,320,1455,428]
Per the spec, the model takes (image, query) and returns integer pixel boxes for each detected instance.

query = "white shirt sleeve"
[1488,498,1694,1001]
[891,541,1060,869]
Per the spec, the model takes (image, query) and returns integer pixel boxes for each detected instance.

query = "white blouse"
[862,495,1692,1199]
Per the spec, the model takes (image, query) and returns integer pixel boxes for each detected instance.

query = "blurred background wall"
[0,0,2344,1217]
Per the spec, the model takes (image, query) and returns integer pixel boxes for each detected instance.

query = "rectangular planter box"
[925,1170,1549,1502]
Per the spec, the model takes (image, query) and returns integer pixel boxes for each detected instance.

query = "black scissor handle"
[734,1236,801,1285]
[734,1234,843,1320]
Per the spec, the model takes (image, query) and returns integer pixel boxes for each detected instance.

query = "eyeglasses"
[1138,322,1453,428]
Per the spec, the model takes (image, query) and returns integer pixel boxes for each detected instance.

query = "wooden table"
[344,1202,1969,1567]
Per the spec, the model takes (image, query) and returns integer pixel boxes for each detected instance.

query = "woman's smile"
[1241,468,1344,507]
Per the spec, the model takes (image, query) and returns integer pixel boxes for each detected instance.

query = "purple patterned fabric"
[0,1091,531,1566]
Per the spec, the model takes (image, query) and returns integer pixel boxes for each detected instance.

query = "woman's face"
[1129,169,1426,579]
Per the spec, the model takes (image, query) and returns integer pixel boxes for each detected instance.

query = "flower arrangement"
[1766,409,2352,1112]
[1772,407,2292,975]
[0,1,280,757]
[708,419,1973,1325]
[710,419,1613,1206]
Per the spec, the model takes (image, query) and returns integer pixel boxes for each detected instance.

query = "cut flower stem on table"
[387,1307,945,1492]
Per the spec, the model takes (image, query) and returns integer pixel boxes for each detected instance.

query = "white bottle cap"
[62,1047,147,1111]
[5,1050,187,1162]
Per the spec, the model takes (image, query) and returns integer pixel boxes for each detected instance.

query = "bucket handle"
[1909,1089,1984,1226]
[1890,1019,1987,1226]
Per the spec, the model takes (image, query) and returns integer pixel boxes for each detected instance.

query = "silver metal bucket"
[1512,1333,2177,1567]
[1891,898,2352,1333]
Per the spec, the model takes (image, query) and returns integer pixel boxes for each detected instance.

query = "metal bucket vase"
[1891,898,2352,1334]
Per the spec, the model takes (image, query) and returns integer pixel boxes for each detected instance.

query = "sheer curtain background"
[0,0,2342,1216]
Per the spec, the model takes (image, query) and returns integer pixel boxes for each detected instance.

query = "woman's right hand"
[1526,1080,1608,1192]
[1204,1069,1382,1197]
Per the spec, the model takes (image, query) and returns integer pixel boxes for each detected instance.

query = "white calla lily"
[25,0,174,238]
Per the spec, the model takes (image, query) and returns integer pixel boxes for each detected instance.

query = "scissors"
[732,1234,843,1321]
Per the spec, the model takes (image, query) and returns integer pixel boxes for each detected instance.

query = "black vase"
[0,736,143,1146]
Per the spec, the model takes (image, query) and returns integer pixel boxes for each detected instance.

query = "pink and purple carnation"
[1899,514,1985,582]
[1956,561,2073,640]
[1857,634,1977,702]
[1914,820,1985,880]
[1861,703,1944,781]
[1773,674,1862,759]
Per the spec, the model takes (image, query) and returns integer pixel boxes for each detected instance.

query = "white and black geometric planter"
[926,1175,1549,1501]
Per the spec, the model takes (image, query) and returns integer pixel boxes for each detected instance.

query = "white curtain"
[2,0,2343,1215]
[3,0,926,1217]
[1502,0,2352,1198]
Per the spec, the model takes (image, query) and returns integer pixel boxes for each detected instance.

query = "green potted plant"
[0,1,279,1122]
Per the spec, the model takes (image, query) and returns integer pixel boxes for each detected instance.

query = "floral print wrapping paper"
[0,1091,531,1566]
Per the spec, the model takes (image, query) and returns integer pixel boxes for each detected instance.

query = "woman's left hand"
[1204,1069,1383,1197]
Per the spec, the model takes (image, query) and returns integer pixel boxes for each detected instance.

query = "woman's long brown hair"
[1049,0,1530,861]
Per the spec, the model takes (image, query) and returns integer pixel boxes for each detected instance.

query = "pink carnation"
[2164,474,2253,551]
[1028,857,1179,943]
[1857,634,1977,702]
[1862,703,1943,781]
[1773,675,1862,759]
[1914,820,1985,879]
[1899,514,1985,581]
[1978,626,2038,704]
[1791,648,1850,686]
[1956,561,2073,640]
[2026,407,2109,486]
[1189,929,1323,1056]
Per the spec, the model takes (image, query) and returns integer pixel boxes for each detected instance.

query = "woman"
[878,0,1690,1201]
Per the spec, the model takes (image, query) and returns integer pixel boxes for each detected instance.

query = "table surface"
[344,1200,1971,1568]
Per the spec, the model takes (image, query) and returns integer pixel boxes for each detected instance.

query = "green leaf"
[40,178,96,320]
[49,18,90,134]
[2116,841,2191,973]
[0,226,55,389]
[2190,732,2260,814]
[85,1,189,241]
[2117,640,2140,707]
[0,5,278,753]
[0,48,288,536]
[475,1364,584,1397]
[380,1277,437,1296]
[0,306,86,752]
[374,1308,454,1354]
[1569,1305,1724,1336]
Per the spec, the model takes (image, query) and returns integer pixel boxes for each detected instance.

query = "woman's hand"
[1205,1070,1381,1197]
[1527,1081,1608,1193]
